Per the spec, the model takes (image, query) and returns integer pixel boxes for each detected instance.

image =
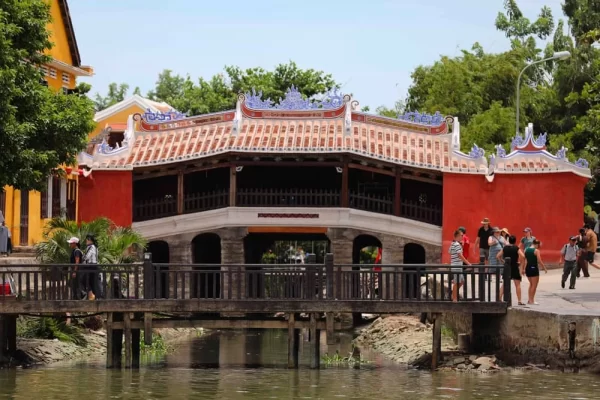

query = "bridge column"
[309,313,320,369]
[168,238,193,298]
[381,238,404,300]
[431,313,442,370]
[287,313,299,368]
[220,228,247,300]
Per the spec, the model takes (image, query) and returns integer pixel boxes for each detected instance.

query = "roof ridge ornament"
[142,108,187,123]
[397,111,444,126]
[467,144,485,159]
[243,85,345,110]
[511,123,546,151]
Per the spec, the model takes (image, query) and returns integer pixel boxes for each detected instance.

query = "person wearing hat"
[520,228,536,251]
[68,237,85,300]
[560,236,581,289]
[474,217,492,265]
[488,227,504,270]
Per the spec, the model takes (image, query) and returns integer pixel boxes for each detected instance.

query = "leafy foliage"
[0,0,96,191]
[34,217,147,264]
[18,316,87,346]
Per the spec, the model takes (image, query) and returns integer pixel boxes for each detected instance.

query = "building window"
[49,68,57,79]
[62,87,69,95]
[40,189,48,219]
[52,176,61,217]
[62,72,70,85]
[66,180,77,221]
[41,66,49,76]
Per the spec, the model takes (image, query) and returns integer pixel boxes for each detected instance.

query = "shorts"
[586,251,595,263]
[451,268,465,283]
[525,265,539,278]
[511,265,522,281]
[479,248,489,262]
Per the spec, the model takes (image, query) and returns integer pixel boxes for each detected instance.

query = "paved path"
[510,268,600,316]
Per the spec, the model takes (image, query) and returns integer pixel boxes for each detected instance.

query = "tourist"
[500,228,510,244]
[560,236,580,290]
[576,228,590,278]
[0,222,8,257]
[83,234,100,300]
[584,225,600,270]
[450,229,471,302]
[520,228,536,251]
[524,239,547,305]
[474,217,492,265]
[458,226,470,264]
[488,227,504,278]
[68,237,85,300]
[497,235,525,305]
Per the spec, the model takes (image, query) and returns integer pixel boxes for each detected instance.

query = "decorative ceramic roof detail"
[141,108,187,123]
[397,111,444,126]
[244,86,345,110]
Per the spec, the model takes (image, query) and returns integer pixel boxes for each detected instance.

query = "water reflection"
[0,329,598,399]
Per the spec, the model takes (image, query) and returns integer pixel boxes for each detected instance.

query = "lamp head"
[552,51,571,60]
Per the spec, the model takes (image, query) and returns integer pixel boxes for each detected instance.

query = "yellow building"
[0,0,93,247]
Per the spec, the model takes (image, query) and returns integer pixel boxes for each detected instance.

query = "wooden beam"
[177,170,184,214]
[326,312,335,345]
[143,312,152,346]
[394,168,401,217]
[235,161,342,168]
[287,313,297,369]
[247,226,328,234]
[309,313,320,369]
[341,162,349,208]
[229,165,237,207]
[133,163,231,181]
[124,312,132,369]
[106,312,114,368]
[109,318,344,330]
[348,163,395,177]
[432,313,442,370]
[0,300,508,315]
[400,173,442,186]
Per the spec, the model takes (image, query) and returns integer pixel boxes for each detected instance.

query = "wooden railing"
[133,197,177,222]
[237,188,341,207]
[349,191,393,215]
[0,259,511,306]
[184,190,229,214]
[401,199,442,226]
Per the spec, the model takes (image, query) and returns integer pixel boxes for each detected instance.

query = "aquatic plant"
[139,331,172,354]
[321,346,370,367]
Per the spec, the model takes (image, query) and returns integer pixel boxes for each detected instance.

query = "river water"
[0,329,598,399]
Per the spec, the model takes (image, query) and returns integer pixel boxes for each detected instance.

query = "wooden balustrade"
[401,199,442,226]
[349,191,394,215]
[236,188,341,207]
[184,190,229,214]
[133,197,177,222]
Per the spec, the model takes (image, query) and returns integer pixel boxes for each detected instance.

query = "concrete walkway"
[510,268,600,316]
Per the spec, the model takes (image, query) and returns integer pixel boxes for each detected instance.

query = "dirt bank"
[3,327,202,367]
[354,314,547,372]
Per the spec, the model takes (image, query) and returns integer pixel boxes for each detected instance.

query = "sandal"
[518,302,526,306]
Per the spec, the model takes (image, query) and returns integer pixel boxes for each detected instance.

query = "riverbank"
[354,314,550,372]
[1,318,202,368]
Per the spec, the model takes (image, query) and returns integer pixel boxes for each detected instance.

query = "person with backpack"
[560,236,580,290]
[497,235,526,305]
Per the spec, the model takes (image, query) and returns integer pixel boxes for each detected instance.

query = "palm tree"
[35,217,147,264]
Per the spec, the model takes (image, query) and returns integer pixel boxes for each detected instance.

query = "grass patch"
[139,331,172,354]
[322,346,370,367]
[441,325,455,340]
[17,316,87,346]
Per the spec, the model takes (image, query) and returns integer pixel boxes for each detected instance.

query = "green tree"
[93,83,130,111]
[0,0,96,191]
[146,62,339,115]
[35,217,147,264]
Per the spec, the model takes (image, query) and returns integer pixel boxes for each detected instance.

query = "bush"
[18,317,87,346]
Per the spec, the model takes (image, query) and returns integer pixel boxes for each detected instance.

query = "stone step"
[11,246,35,254]
[0,257,38,265]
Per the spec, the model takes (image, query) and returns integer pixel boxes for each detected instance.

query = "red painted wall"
[78,170,132,227]
[442,172,587,264]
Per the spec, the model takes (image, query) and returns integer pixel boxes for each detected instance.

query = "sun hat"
[67,237,79,244]
[501,228,510,235]
[481,218,490,224]
[570,236,578,241]
[491,226,500,233]
[523,227,532,233]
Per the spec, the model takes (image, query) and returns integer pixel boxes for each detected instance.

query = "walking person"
[450,229,471,302]
[83,234,101,300]
[488,227,504,278]
[560,236,580,290]
[458,226,470,264]
[0,222,8,257]
[68,237,84,300]
[584,225,600,270]
[498,235,526,305]
[473,218,492,265]
[520,228,536,251]
[524,239,547,305]
[576,228,590,278]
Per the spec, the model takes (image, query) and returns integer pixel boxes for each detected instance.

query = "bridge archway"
[403,243,426,299]
[192,233,221,298]
[147,240,170,299]
[351,235,382,325]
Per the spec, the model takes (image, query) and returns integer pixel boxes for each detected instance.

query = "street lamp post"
[515,51,571,135]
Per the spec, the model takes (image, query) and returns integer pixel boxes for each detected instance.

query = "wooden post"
[6,316,16,356]
[394,168,401,217]
[106,312,114,368]
[326,312,335,345]
[229,165,237,207]
[503,257,512,306]
[132,328,140,369]
[287,313,299,368]
[309,313,320,369]
[143,253,155,301]
[112,313,123,368]
[177,170,184,214]
[0,316,6,361]
[341,162,349,208]
[325,253,334,299]
[124,312,132,369]
[431,313,442,370]
[144,312,153,346]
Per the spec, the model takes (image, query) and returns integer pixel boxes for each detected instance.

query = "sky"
[69,0,567,111]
